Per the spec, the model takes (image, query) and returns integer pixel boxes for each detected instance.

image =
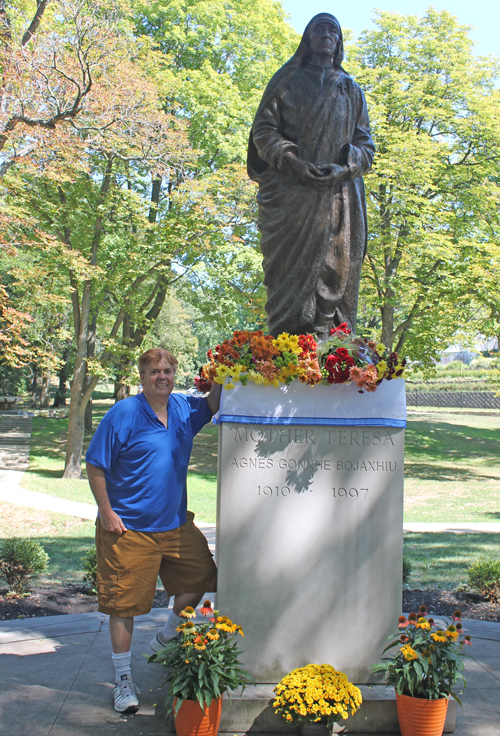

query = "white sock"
[112,651,132,681]
[160,609,184,641]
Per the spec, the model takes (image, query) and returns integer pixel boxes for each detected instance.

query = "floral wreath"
[195,324,406,394]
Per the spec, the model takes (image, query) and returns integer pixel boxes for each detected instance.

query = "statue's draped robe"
[248,64,375,338]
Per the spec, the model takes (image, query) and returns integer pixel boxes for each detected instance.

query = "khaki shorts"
[95,511,217,617]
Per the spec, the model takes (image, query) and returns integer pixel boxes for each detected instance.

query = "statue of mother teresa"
[247,13,375,340]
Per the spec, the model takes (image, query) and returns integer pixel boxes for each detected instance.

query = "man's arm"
[86,462,127,534]
[206,382,222,415]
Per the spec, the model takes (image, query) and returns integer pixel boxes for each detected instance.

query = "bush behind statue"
[403,555,412,585]
[81,546,97,593]
[468,557,500,602]
[0,538,49,594]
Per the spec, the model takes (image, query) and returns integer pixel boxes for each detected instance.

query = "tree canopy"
[348,9,500,367]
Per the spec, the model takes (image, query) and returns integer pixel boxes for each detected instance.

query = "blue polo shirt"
[85,392,213,532]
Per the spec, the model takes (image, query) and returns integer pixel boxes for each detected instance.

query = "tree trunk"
[40,372,51,409]
[63,160,112,478]
[380,302,395,351]
[64,283,94,478]
[64,395,87,478]
[114,316,133,403]
[114,381,131,401]
[53,346,70,407]
[83,314,97,432]
[84,391,93,433]
[30,364,38,408]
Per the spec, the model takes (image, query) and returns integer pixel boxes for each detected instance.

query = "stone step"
[216,685,456,734]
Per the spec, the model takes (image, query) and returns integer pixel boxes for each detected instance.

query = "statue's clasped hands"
[284,151,359,189]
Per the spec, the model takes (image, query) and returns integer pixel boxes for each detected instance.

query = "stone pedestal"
[215,380,405,684]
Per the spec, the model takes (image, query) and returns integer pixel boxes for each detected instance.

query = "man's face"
[309,21,340,60]
[140,357,175,406]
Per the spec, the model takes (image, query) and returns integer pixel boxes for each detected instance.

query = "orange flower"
[200,600,213,616]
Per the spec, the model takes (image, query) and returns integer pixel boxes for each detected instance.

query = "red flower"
[330,322,351,335]
[194,375,212,394]
[298,334,317,356]
[336,347,350,359]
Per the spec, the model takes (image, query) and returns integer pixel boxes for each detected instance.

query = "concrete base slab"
[218,685,456,734]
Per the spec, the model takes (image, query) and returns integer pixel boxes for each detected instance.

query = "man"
[86,348,221,713]
[247,13,375,339]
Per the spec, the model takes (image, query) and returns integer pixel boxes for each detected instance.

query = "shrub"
[81,546,97,593]
[0,538,49,594]
[468,557,500,602]
[403,555,412,584]
[469,357,496,371]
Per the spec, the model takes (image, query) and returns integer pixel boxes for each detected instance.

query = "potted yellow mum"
[272,663,362,736]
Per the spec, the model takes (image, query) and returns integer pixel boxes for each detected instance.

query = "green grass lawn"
[7,396,500,589]
[404,409,500,523]
[403,532,500,589]
[0,501,95,585]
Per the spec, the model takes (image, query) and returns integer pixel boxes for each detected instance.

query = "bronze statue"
[248,13,375,340]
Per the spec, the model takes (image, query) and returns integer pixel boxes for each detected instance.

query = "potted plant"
[272,663,362,736]
[372,606,471,736]
[148,601,252,736]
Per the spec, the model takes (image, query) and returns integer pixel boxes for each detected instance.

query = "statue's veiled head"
[298,13,345,70]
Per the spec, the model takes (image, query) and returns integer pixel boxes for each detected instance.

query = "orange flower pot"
[395,692,449,736]
[174,696,223,736]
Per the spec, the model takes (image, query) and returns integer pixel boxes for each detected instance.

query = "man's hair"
[138,348,178,376]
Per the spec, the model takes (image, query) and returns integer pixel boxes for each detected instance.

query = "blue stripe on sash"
[218,414,406,428]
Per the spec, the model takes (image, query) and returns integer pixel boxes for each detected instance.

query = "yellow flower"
[431,631,447,643]
[376,360,388,378]
[216,365,230,379]
[376,343,386,354]
[248,370,264,385]
[263,377,280,387]
[416,617,431,630]
[280,363,299,379]
[206,628,219,641]
[224,382,235,390]
[401,644,418,661]
[180,606,197,619]
[215,616,234,632]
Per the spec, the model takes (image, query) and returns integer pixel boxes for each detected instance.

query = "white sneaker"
[150,629,176,653]
[114,673,140,713]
